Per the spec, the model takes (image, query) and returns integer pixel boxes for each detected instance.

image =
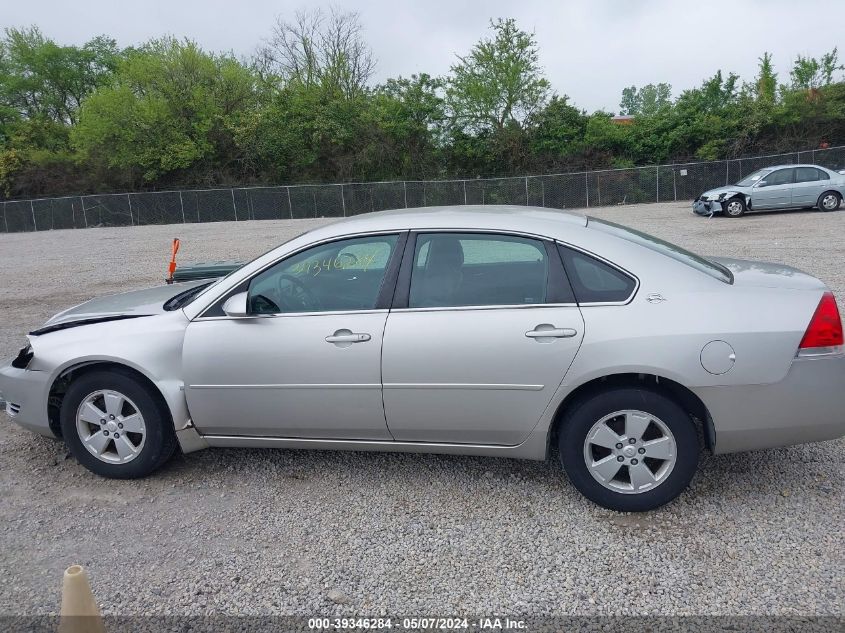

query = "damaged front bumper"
[692,198,721,216]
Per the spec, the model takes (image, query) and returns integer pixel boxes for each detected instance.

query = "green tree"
[619,86,639,115]
[639,83,672,115]
[619,83,671,116]
[73,38,260,184]
[582,112,630,163]
[530,95,587,162]
[0,26,121,196]
[792,55,821,90]
[820,48,844,85]
[0,26,120,126]
[246,77,387,183]
[371,74,446,178]
[446,18,549,133]
[755,52,777,102]
[3,19,845,200]
[791,48,843,90]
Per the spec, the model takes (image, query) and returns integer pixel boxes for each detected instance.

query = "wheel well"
[819,189,842,201]
[728,193,750,210]
[548,373,714,453]
[48,361,172,438]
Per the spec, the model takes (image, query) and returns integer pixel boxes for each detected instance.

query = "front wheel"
[558,388,700,512]
[723,197,746,217]
[60,369,177,478]
[818,191,842,212]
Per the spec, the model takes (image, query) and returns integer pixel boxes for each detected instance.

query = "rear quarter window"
[557,245,637,304]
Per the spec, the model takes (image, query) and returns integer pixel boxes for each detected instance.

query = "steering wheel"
[276,274,321,312]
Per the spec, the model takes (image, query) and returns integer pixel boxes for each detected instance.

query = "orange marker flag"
[167,238,181,282]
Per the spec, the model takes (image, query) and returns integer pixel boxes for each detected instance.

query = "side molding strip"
[198,434,546,459]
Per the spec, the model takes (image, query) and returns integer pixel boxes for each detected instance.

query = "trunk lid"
[710,257,827,290]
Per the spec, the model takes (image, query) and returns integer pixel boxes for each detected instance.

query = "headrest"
[426,237,464,269]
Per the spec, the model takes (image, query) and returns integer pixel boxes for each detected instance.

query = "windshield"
[735,168,771,187]
[588,217,733,284]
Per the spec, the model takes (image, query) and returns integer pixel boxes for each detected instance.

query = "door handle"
[525,326,578,339]
[325,331,371,344]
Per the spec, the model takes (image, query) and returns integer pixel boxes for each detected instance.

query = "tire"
[558,388,699,512]
[818,191,842,212]
[60,369,177,478]
[723,196,746,218]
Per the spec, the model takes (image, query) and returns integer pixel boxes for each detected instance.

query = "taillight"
[798,291,843,352]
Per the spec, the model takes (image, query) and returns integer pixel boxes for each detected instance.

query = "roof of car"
[756,164,830,170]
[306,205,588,239]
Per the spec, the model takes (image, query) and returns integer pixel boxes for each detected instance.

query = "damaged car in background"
[693,164,845,218]
[2,206,845,512]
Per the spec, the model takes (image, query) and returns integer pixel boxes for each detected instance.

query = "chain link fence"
[3,146,844,233]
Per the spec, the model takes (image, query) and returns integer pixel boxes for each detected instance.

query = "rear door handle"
[525,327,578,339]
[326,330,371,344]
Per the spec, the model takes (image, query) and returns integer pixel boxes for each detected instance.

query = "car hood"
[699,185,750,199]
[40,279,212,328]
[709,257,826,290]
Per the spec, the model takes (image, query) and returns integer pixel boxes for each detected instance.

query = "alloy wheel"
[75,389,147,464]
[582,409,677,494]
[822,194,839,210]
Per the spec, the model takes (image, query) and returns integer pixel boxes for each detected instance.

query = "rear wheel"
[558,388,699,511]
[60,369,177,478]
[723,197,746,217]
[818,191,841,212]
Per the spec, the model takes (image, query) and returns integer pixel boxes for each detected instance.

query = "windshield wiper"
[163,282,213,311]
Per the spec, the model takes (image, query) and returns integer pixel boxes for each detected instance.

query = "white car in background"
[693,164,845,217]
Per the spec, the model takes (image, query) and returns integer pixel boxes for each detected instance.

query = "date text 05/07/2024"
[307,617,527,630]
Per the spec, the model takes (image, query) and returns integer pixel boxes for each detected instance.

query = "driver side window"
[759,168,794,187]
[247,234,399,314]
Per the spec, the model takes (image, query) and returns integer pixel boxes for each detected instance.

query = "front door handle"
[525,326,578,339]
[326,330,371,344]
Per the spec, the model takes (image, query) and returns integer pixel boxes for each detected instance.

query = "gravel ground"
[0,202,842,617]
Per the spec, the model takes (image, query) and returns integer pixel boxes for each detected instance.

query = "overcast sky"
[6,0,845,112]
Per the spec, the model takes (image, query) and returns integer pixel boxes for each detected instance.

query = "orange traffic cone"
[59,565,106,633]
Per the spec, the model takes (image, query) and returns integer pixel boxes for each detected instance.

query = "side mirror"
[222,291,249,318]
[755,180,767,188]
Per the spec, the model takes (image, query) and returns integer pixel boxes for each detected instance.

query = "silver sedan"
[2,206,844,511]
[693,164,845,217]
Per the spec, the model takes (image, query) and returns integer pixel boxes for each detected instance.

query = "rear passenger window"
[409,233,549,308]
[558,245,636,304]
[795,167,828,182]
